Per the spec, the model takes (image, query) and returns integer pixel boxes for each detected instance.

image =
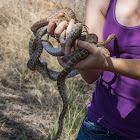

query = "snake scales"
[27,7,115,140]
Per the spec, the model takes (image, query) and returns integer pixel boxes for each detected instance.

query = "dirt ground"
[0,0,95,139]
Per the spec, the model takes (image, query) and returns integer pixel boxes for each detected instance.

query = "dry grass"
[0,0,95,139]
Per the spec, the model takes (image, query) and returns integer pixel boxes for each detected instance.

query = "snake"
[27,7,116,140]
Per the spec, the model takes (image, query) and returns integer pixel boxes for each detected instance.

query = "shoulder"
[87,0,111,17]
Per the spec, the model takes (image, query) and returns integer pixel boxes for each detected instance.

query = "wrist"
[96,47,110,70]
[102,56,116,71]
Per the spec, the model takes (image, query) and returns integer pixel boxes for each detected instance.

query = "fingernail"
[70,19,75,23]
[65,21,68,25]
[51,19,55,23]
[58,12,65,17]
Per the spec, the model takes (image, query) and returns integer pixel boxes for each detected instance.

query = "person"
[47,0,140,139]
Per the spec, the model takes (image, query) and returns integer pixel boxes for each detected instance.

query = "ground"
[0,0,95,139]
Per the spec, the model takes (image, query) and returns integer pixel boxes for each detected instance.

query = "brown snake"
[27,7,116,140]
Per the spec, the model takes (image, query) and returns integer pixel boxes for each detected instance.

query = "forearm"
[103,57,140,81]
[79,0,108,83]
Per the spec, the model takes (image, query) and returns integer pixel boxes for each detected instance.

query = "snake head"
[42,61,48,67]
[86,34,98,44]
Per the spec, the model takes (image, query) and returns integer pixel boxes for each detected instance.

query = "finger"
[54,21,67,38]
[65,38,72,54]
[58,12,65,17]
[77,40,97,53]
[66,19,75,36]
[74,40,79,50]
[60,42,65,53]
[57,57,66,68]
[47,19,56,35]
[59,30,66,43]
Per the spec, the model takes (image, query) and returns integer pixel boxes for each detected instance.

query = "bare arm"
[75,0,140,81]
[47,0,111,84]
[74,40,140,81]
[104,58,140,81]
[79,0,110,84]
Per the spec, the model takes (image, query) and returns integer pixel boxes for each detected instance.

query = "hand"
[47,12,78,68]
[58,39,108,71]
[47,12,106,71]
[47,12,76,52]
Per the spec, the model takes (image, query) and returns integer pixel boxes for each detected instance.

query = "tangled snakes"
[27,7,116,140]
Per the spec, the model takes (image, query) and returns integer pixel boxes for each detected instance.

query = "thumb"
[77,40,97,54]
[57,57,66,68]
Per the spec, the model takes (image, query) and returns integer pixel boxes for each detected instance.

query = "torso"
[101,0,140,27]
[87,1,140,139]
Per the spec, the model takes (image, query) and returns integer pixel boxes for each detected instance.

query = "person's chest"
[115,0,140,27]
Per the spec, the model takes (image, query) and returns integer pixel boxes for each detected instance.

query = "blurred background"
[0,0,95,139]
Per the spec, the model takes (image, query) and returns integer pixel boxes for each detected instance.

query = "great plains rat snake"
[27,7,115,140]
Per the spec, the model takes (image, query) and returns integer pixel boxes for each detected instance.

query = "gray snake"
[27,7,116,140]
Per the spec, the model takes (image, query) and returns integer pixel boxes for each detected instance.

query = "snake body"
[27,8,115,140]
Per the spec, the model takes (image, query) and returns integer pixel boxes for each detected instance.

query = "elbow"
[83,77,99,84]
[80,69,102,84]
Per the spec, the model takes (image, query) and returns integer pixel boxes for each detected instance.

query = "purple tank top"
[87,0,140,139]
